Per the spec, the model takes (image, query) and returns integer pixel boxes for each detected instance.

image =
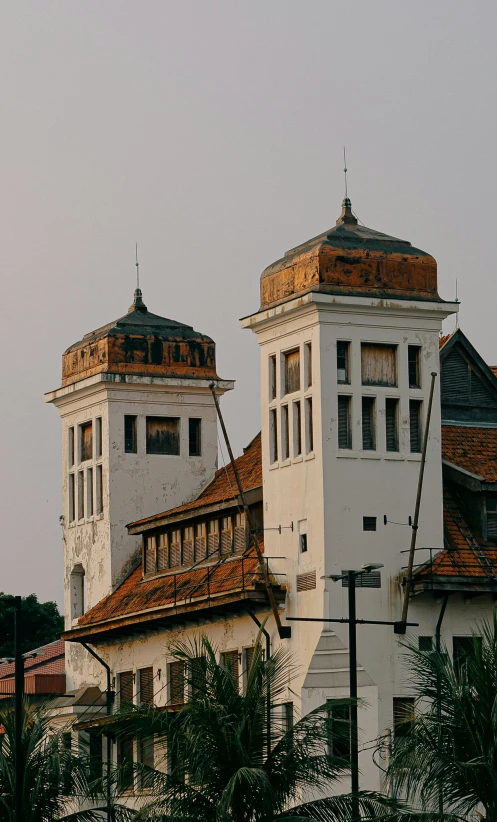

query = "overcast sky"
[1,0,496,609]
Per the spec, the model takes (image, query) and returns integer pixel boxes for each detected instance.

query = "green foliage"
[108,629,393,822]
[387,615,497,820]
[0,594,64,658]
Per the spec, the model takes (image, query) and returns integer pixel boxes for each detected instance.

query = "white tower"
[46,288,232,687]
[242,198,457,788]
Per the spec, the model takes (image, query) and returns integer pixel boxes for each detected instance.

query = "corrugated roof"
[129,432,262,529]
[442,425,497,483]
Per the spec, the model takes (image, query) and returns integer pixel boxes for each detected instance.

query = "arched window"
[70,564,85,619]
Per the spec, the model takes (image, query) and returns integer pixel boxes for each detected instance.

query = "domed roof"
[61,289,218,387]
[260,199,440,310]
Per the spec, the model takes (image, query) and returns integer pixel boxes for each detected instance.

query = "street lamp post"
[14,596,23,822]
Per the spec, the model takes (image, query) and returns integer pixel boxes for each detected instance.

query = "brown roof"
[442,425,497,483]
[0,639,65,679]
[67,546,270,638]
[129,432,262,529]
[439,332,453,349]
[417,490,497,581]
[490,366,497,378]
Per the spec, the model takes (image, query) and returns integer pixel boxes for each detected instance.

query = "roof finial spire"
[343,145,348,200]
[129,242,147,313]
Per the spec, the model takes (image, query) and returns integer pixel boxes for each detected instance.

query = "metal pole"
[347,573,359,819]
[435,596,449,818]
[401,372,437,625]
[248,612,271,758]
[14,596,23,822]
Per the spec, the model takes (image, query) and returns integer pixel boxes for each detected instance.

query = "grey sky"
[1,0,496,608]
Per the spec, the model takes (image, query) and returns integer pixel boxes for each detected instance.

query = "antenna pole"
[135,243,139,290]
[343,146,348,199]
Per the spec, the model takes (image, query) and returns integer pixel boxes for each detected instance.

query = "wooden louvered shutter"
[169,530,181,568]
[441,349,469,404]
[222,651,239,691]
[338,396,351,449]
[470,370,495,406]
[385,399,399,452]
[361,397,375,450]
[120,671,134,706]
[409,400,422,453]
[169,661,185,705]
[208,521,220,556]
[182,527,194,566]
[145,536,156,575]
[157,533,168,571]
[194,523,207,561]
[139,667,154,706]
[234,513,246,553]
[221,517,233,555]
[284,349,301,394]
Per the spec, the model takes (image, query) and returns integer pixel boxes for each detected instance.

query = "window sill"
[406,454,422,461]
[292,455,303,464]
[336,451,358,459]
[280,458,291,469]
[304,452,315,461]
[269,461,280,471]
[384,454,404,461]
[360,453,381,460]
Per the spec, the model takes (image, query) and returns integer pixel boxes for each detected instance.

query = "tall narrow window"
[234,513,246,553]
[139,667,154,707]
[169,661,185,705]
[408,346,421,389]
[87,467,94,517]
[284,348,301,395]
[338,396,352,449]
[361,343,397,386]
[337,341,350,384]
[326,701,351,760]
[305,343,312,388]
[269,354,277,400]
[80,422,93,462]
[188,418,201,456]
[281,405,289,461]
[68,427,74,468]
[124,415,137,453]
[221,650,240,691]
[70,564,85,619]
[487,495,497,540]
[361,397,376,451]
[119,671,134,707]
[194,522,207,561]
[221,517,233,555]
[96,465,103,514]
[68,474,75,522]
[393,697,415,739]
[78,471,85,520]
[169,529,182,567]
[157,532,168,571]
[409,400,422,453]
[293,401,302,457]
[145,535,156,575]
[95,417,102,458]
[146,417,180,455]
[269,408,278,464]
[208,520,220,555]
[89,732,103,782]
[305,397,314,453]
[385,398,399,452]
[182,526,194,564]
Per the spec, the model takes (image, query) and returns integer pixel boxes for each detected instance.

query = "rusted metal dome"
[260,199,440,310]
[61,289,218,387]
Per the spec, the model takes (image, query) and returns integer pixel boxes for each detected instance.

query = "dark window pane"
[409,400,422,453]
[124,415,137,453]
[89,731,103,782]
[189,418,201,456]
[363,516,377,531]
[300,533,308,553]
[146,417,180,455]
[393,697,414,738]
[408,346,421,388]
[270,408,278,463]
[269,355,277,400]
[362,397,376,450]
[221,651,239,691]
[385,399,399,452]
[306,397,314,453]
[337,341,350,384]
[120,671,134,706]
[419,636,433,651]
[338,396,352,449]
[327,701,351,761]
[117,736,134,791]
[453,636,482,678]
[169,661,185,705]
[139,667,154,706]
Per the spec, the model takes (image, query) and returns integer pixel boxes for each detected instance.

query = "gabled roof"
[442,426,497,483]
[128,432,262,533]
[440,328,497,394]
[0,639,65,679]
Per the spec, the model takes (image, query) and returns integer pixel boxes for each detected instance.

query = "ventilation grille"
[296,571,317,592]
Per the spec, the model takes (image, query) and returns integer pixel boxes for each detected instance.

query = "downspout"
[249,612,271,758]
[81,642,114,822]
[434,596,449,819]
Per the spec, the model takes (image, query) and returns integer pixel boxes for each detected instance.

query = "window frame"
[408,345,422,389]
[124,415,137,454]
[338,395,352,450]
[337,341,351,385]
[283,347,301,396]
[188,418,202,457]
[146,416,181,456]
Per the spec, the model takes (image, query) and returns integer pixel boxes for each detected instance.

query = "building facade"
[48,199,497,793]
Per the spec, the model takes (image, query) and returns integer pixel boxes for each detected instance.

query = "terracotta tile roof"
[417,491,497,581]
[490,366,497,378]
[0,639,65,679]
[129,432,262,528]
[442,425,497,483]
[76,545,266,630]
[439,332,454,350]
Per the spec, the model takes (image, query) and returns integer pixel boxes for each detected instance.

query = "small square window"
[124,415,137,453]
[363,516,377,531]
[189,418,201,457]
[146,417,180,455]
[419,636,433,652]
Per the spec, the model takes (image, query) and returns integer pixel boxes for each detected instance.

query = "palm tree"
[0,699,128,821]
[386,616,497,821]
[110,631,392,822]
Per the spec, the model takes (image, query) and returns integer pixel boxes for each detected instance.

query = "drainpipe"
[249,612,271,758]
[434,596,449,818]
[81,642,114,822]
